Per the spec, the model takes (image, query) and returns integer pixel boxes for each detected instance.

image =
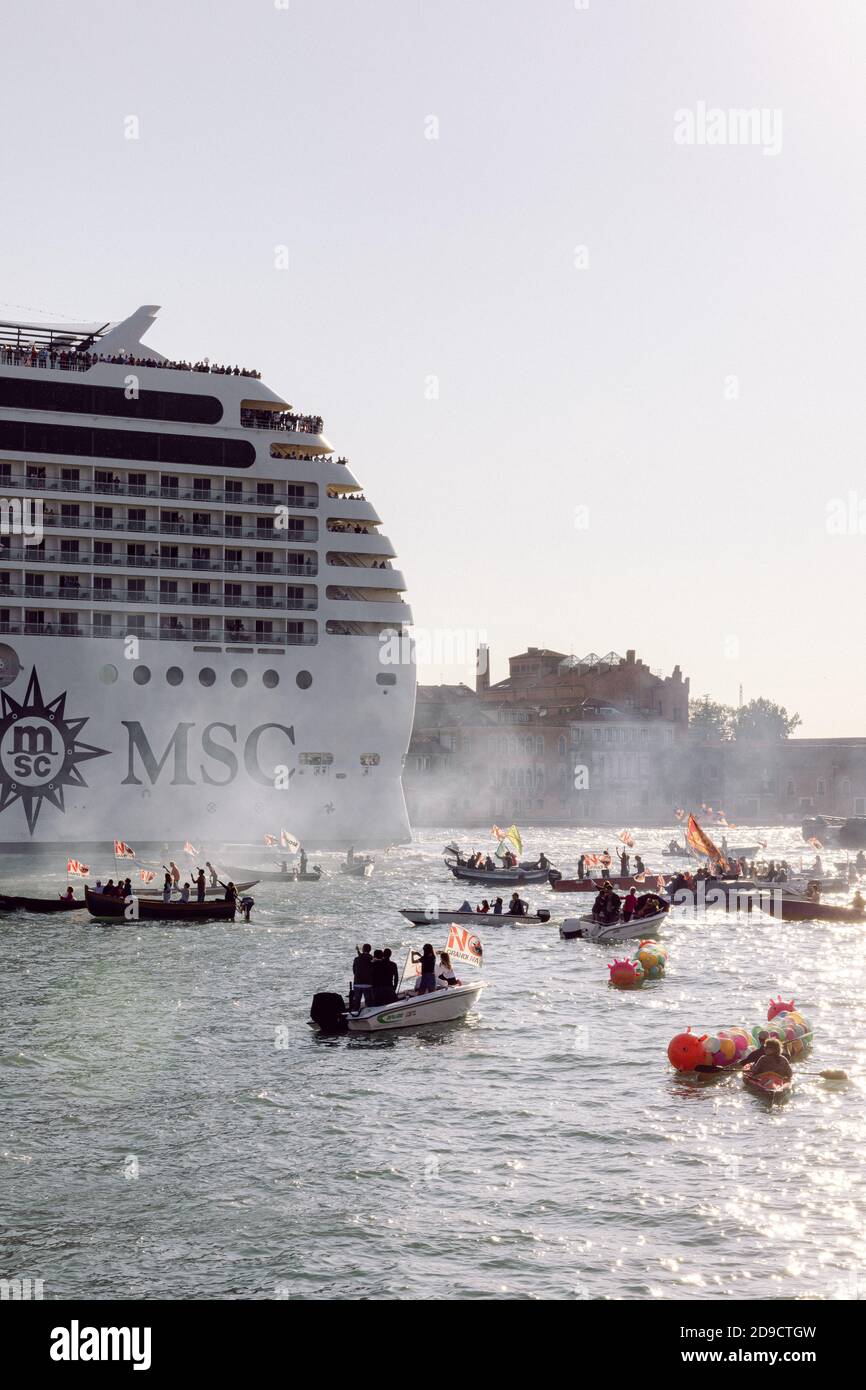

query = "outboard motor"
[310,992,348,1035]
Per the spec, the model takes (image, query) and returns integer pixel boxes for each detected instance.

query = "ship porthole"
[133,665,151,685]
[262,669,279,688]
[231,669,248,687]
[296,670,312,689]
[198,668,216,687]
[166,667,184,686]
[99,664,118,684]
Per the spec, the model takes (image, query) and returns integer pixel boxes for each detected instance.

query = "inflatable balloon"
[608,957,644,988]
[608,940,667,988]
[668,1030,708,1071]
[669,999,813,1072]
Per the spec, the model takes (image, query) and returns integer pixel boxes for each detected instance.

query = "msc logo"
[0,669,108,832]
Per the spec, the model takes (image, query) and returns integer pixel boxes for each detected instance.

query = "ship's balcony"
[0,618,318,646]
[37,515,319,544]
[325,499,380,525]
[1,473,319,509]
[1,583,317,610]
[0,544,318,578]
[324,558,405,589]
[323,597,412,624]
[324,619,408,638]
[241,406,323,435]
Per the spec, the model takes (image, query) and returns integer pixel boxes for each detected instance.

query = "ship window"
[360,754,380,766]
[262,669,279,688]
[133,665,151,685]
[0,376,223,425]
[231,669,248,687]
[100,664,119,684]
[296,670,312,689]
[300,753,333,766]
[198,668,216,686]
[0,421,255,469]
[166,666,184,686]
[376,673,396,685]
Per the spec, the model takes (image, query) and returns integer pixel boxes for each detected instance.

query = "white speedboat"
[400,907,550,926]
[560,908,667,943]
[347,980,486,1032]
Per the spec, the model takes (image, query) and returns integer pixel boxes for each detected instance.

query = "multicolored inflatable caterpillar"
[667,998,812,1071]
[608,940,668,989]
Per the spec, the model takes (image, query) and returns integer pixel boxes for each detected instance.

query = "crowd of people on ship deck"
[349,942,463,1011]
[0,344,262,376]
[241,407,323,433]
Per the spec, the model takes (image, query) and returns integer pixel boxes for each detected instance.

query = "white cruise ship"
[0,306,415,851]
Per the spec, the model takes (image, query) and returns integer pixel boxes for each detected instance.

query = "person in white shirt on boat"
[437,952,459,988]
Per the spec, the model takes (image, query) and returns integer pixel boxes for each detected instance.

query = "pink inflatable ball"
[609,958,644,989]
[668,1030,710,1071]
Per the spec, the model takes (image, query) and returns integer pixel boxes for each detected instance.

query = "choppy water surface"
[1,825,863,1301]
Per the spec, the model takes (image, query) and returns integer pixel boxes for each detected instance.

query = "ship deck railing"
[0,550,317,576]
[1,477,318,507]
[0,621,316,644]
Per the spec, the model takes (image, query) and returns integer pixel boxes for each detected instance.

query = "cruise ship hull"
[0,633,415,850]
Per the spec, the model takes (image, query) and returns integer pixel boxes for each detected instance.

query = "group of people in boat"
[461,893,529,916]
[577,850,645,880]
[349,942,463,1012]
[158,861,235,902]
[454,849,550,872]
[590,882,665,925]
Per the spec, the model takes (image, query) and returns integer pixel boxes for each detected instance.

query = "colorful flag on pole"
[685,815,729,871]
[183,841,198,857]
[264,834,278,847]
[617,829,635,848]
[280,828,300,853]
[114,840,135,859]
[67,858,89,877]
[445,924,483,969]
[139,869,156,883]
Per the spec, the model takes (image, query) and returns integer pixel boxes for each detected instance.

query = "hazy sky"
[2,1,864,734]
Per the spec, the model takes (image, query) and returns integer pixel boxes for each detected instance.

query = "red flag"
[264,833,278,847]
[67,858,89,878]
[114,840,135,859]
[139,869,155,884]
[183,841,198,856]
[617,829,635,848]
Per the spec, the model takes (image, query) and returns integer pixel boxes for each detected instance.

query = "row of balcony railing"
[20,515,318,542]
[0,549,318,575]
[1,476,319,507]
[0,620,315,644]
[0,584,317,610]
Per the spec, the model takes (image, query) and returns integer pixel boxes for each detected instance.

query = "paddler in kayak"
[740,1030,770,1068]
[748,1037,793,1082]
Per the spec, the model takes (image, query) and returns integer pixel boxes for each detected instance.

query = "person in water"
[749,1037,792,1081]
[741,1030,770,1068]
[412,943,438,993]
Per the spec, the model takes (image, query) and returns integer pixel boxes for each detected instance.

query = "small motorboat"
[0,893,86,914]
[221,865,321,883]
[309,982,486,1034]
[560,904,668,943]
[445,857,552,885]
[340,858,374,878]
[84,886,249,922]
[742,1063,792,1104]
[400,907,550,926]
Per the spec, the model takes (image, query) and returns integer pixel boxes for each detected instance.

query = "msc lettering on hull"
[121,721,295,786]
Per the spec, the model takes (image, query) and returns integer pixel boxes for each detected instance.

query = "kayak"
[742,1063,792,1103]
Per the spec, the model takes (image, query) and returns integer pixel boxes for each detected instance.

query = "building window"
[817,779,826,797]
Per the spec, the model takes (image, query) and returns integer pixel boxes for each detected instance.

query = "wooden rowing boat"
[0,894,86,913]
[742,1063,792,1103]
[84,886,241,922]
[400,907,550,926]
[220,866,321,883]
